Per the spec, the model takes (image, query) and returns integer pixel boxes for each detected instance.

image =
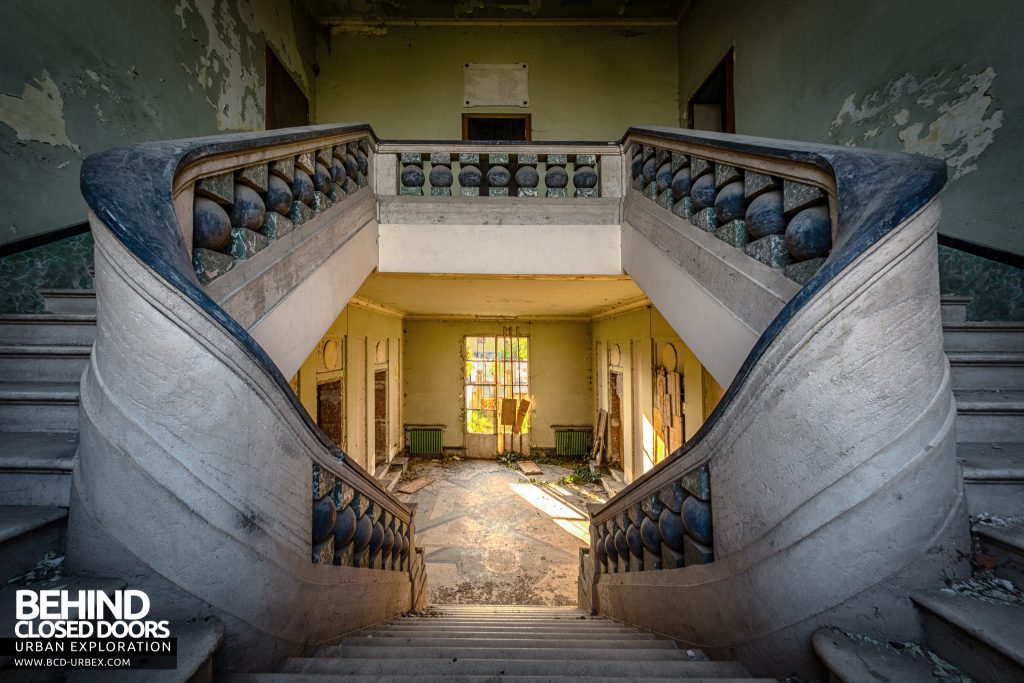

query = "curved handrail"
[590,125,947,520]
[78,123,411,516]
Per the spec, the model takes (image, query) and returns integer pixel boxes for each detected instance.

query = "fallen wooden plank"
[397,476,434,494]
[517,460,543,476]
[385,468,403,492]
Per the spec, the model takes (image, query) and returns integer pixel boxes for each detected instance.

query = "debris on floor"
[517,460,543,475]
[397,476,434,494]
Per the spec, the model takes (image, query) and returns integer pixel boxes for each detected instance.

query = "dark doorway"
[374,369,388,470]
[317,379,344,449]
[266,48,309,129]
[687,49,735,133]
[608,371,624,467]
[462,114,531,141]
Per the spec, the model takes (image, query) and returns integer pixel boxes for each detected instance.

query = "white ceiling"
[353,272,647,318]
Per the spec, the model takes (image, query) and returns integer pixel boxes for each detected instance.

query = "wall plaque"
[463,63,530,107]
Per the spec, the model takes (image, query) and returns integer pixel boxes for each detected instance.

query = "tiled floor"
[396,457,607,606]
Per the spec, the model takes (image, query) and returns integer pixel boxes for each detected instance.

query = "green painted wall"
[677,0,1023,318]
[0,0,318,248]
[316,24,679,140]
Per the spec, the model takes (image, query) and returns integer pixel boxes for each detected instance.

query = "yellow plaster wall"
[315,25,679,140]
[403,319,592,450]
[592,306,723,482]
[294,303,404,472]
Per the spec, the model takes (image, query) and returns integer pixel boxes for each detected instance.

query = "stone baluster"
[595,524,609,573]
[486,153,510,197]
[312,464,337,564]
[400,153,425,196]
[332,479,357,566]
[614,513,630,572]
[626,503,644,571]
[633,141,832,284]
[573,154,598,198]
[545,154,569,198]
[458,153,483,196]
[604,521,618,573]
[350,493,372,567]
[367,503,385,568]
[641,495,663,570]
[429,153,453,196]
[337,144,354,197]
[344,142,361,194]
[356,139,370,187]
[515,154,540,197]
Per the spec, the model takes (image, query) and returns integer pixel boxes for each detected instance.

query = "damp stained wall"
[294,303,404,473]
[676,0,1023,318]
[315,24,679,140]
[403,319,593,451]
[0,0,319,247]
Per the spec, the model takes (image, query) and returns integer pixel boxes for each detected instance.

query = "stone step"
[911,588,1024,683]
[0,432,77,506]
[356,629,662,641]
[39,288,97,315]
[0,382,80,433]
[948,352,1024,392]
[0,314,96,346]
[374,624,644,634]
[336,636,678,650]
[954,390,1024,443]
[812,627,965,683]
[943,322,1024,354]
[0,344,91,382]
[281,656,750,678]
[958,442,1024,516]
[226,675,770,683]
[314,645,698,661]
[974,518,1024,587]
[66,617,224,683]
[940,296,972,323]
[0,505,67,581]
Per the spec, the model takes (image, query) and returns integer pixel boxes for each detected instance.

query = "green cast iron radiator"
[555,428,591,457]
[408,427,443,456]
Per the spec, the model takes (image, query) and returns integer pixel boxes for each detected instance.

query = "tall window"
[465,335,529,434]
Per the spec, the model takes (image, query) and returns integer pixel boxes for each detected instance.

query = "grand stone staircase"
[1,286,1021,681]
[814,295,1024,682]
[220,605,774,682]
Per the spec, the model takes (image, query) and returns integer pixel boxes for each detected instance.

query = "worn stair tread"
[947,352,1024,363]
[282,656,749,677]
[227,675,771,683]
[958,443,1024,481]
[0,343,92,354]
[338,636,677,649]
[315,645,697,661]
[974,519,1024,553]
[911,589,1024,667]
[65,617,223,683]
[953,389,1024,406]
[0,382,81,401]
[354,629,662,640]
[812,627,958,683]
[0,505,67,545]
[0,432,77,470]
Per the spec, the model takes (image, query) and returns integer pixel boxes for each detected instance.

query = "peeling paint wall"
[677,0,1023,317]
[0,0,318,247]
[316,24,678,140]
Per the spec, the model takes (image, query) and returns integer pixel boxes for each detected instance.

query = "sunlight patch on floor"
[510,482,590,543]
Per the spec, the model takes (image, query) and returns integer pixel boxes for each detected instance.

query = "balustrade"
[629,141,833,284]
[191,137,372,285]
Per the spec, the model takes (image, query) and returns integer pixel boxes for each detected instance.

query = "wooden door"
[317,379,344,449]
[608,371,624,467]
[374,369,387,469]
